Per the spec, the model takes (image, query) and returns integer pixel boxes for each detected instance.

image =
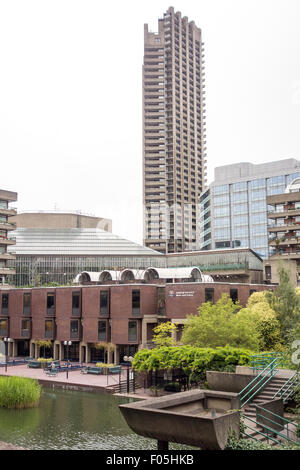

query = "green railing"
[273,372,299,403]
[250,352,285,373]
[239,358,279,408]
[255,405,300,446]
[241,413,281,446]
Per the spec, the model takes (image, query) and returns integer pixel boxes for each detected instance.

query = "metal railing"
[255,405,300,446]
[241,413,281,446]
[273,372,299,403]
[250,352,285,373]
[239,357,279,408]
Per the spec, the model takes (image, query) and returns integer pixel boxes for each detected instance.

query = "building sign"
[168,291,195,298]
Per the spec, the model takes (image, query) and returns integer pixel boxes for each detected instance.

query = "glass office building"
[199,159,300,258]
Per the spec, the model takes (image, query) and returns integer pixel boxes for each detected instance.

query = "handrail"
[255,405,300,446]
[241,413,281,445]
[239,358,279,408]
[273,373,299,402]
[250,352,284,372]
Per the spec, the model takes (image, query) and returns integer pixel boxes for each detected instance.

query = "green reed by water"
[0,376,41,409]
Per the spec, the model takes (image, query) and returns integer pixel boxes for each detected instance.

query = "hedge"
[132,345,253,379]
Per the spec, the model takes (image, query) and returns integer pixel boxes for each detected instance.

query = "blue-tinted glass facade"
[201,169,300,258]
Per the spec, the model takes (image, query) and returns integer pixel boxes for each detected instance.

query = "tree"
[181,294,260,351]
[266,265,300,342]
[240,291,283,351]
[152,321,178,348]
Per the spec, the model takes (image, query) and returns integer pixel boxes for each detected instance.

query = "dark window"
[265,265,272,280]
[215,241,231,249]
[205,288,214,303]
[132,290,140,315]
[70,320,79,339]
[23,293,31,315]
[230,289,238,303]
[1,293,9,315]
[47,293,55,315]
[72,292,81,315]
[100,291,109,315]
[21,319,30,337]
[45,320,53,339]
[0,318,8,336]
[98,321,107,341]
[128,321,137,342]
[249,289,257,296]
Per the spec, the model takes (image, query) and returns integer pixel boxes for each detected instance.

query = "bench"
[45,369,58,377]
[81,366,103,375]
[87,367,103,375]
[28,361,41,369]
[108,366,121,374]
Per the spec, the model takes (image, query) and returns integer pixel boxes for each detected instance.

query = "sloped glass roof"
[9,228,163,256]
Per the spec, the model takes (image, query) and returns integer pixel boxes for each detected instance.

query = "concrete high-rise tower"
[143,7,207,254]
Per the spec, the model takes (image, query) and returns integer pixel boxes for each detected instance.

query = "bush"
[163,382,182,393]
[132,345,253,379]
[0,376,41,409]
[95,362,114,368]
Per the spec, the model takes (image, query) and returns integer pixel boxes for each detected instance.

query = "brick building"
[0,281,273,364]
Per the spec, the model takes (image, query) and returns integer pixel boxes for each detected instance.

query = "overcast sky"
[1,0,300,244]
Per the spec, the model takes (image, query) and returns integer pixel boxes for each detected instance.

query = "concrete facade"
[0,189,17,285]
[11,212,112,232]
[265,180,300,285]
[143,7,206,254]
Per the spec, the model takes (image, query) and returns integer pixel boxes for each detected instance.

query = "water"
[0,388,194,450]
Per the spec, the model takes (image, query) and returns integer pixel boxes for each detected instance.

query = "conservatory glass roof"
[9,228,163,256]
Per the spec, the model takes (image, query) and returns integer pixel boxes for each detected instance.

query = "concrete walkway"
[0,364,130,393]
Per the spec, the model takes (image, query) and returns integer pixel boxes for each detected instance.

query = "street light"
[63,341,72,379]
[4,338,13,373]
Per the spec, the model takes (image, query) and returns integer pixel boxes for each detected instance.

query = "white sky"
[1,0,300,244]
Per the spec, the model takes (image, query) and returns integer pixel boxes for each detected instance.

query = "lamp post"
[123,355,133,394]
[63,341,72,379]
[4,337,12,373]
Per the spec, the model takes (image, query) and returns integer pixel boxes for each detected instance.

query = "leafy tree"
[181,294,260,351]
[266,265,300,342]
[152,321,178,348]
[240,291,283,351]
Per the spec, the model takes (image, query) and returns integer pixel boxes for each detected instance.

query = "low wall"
[206,371,254,393]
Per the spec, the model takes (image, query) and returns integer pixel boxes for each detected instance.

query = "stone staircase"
[242,376,292,446]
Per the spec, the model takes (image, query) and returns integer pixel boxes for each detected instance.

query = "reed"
[0,376,41,409]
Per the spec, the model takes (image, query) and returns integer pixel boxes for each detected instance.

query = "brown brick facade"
[0,282,273,363]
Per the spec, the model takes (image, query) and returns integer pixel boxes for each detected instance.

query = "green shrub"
[132,345,253,378]
[163,382,182,393]
[95,362,114,369]
[37,357,53,362]
[0,376,41,409]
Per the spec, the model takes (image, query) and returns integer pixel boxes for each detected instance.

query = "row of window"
[0,290,141,317]
[0,319,138,343]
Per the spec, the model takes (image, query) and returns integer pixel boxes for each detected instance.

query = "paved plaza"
[0,363,134,393]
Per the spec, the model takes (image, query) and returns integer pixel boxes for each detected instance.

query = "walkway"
[0,363,131,394]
